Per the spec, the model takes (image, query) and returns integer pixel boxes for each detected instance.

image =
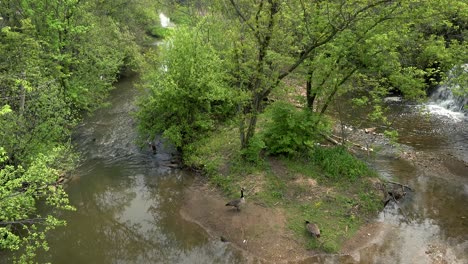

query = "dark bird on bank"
[148,142,157,154]
[305,220,320,238]
[225,188,245,211]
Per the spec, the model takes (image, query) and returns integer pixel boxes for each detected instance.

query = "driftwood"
[320,133,374,152]
[382,180,413,210]
[330,134,374,152]
[385,180,414,192]
[321,132,340,145]
[383,189,406,207]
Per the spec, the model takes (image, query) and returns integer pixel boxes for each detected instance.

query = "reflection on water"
[38,163,240,264]
[357,155,468,263]
[18,75,243,263]
[331,93,468,263]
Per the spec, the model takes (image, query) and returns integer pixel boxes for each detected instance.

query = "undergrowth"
[184,116,383,253]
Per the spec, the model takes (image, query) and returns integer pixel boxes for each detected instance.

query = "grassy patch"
[309,146,373,182]
[185,120,383,253]
[255,170,288,206]
[287,199,359,253]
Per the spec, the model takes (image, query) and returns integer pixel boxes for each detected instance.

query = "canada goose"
[305,220,320,238]
[148,142,157,154]
[225,188,245,211]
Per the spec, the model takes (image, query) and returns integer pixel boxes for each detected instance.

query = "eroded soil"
[180,180,314,263]
[180,128,468,263]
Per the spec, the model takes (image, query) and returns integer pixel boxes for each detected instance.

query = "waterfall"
[426,64,467,121]
[159,13,171,28]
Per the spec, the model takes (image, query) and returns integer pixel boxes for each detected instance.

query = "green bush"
[136,26,238,152]
[262,102,328,155]
[240,135,266,164]
[309,146,369,182]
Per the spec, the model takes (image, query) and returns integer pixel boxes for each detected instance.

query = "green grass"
[276,153,382,252]
[309,146,372,182]
[255,171,288,206]
[184,118,383,253]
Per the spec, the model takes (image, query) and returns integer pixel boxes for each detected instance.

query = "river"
[26,72,464,264]
[3,43,467,264]
[33,75,244,263]
[336,91,468,263]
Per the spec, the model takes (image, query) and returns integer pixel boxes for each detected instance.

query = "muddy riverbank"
[180,127,468,263]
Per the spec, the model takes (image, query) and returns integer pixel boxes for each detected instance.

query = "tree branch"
[0,217,47,226]
[229,0,258,39]
[278,0,396,81]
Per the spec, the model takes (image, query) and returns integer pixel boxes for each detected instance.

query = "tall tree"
[136,25,238,154]
[222,0,411,149]
[1,0,158,261]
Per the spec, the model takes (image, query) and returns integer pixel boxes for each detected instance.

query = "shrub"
[240,135,266,164]
[148,25,170,38]
[309,146,369,182]
[262,102,329,155]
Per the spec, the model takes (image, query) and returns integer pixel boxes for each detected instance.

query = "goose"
[148,142,157,154]
[305,220,320,238]
[225,188,245,211]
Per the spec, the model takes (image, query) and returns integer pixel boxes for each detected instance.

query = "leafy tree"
[219,0,414,149]
[212,0,467,152]
[136,25,239,154]
[90,0,161,41]
[0,146,75,263]
[0,0,157,261]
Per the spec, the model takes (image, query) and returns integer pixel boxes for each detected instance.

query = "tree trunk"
[240,96,261,149]
[318,67,358,119]
[239,104,246,148]
[19,84,25,115]
[306,69,316,111]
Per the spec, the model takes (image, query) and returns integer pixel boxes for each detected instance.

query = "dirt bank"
[180,180,313,263]
[179,127,468,263]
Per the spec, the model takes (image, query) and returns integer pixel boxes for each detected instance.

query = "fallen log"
[320,133,374,152]
[385,180,414,192]
[320,132,340,145]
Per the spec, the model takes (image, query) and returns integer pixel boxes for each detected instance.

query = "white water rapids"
[425,64,467,121]
[159,13,171,28]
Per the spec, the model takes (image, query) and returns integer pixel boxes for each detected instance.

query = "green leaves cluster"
[261,102,330,155]
[137,25,239,152]
[137,0,467,161]
[0,147,75,259]
[1,0,160,261]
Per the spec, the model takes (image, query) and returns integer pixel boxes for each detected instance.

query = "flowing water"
[159,13,173,28]
[27,74,465,264]
[31,75,243,263]
[334,82,468,263]
[3,45,467,263]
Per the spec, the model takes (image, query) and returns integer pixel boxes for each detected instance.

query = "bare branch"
[0,218,47,226]
[229,0,258,38]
